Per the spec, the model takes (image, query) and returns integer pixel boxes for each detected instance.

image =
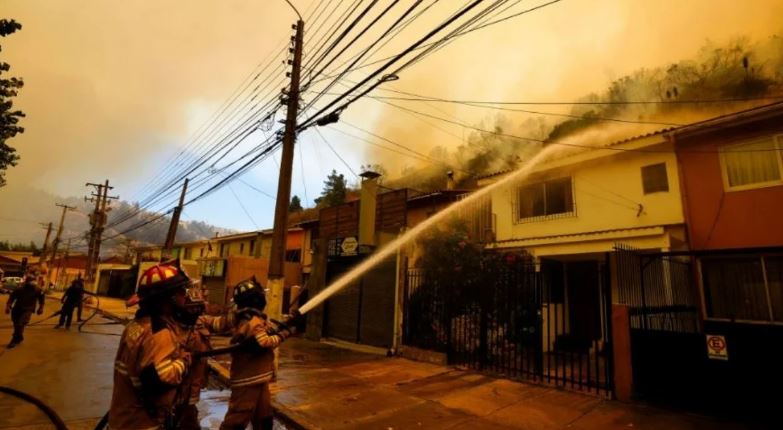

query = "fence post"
[612,304,634,402]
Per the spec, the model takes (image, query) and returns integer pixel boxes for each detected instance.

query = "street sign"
[706,334,728,360]
[341,237,358,256]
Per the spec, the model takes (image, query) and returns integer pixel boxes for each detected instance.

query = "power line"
[227,183,260,229]
[339,120,469,173]
[372,100,783,154]
[300,0,491,130]
[313,127,358,177]
[297,140,309,204]
[363,91,783,107]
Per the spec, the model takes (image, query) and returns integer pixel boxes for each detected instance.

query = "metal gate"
[614,245,704,408]
[616,245,783,421]
[325,255,397,348]
[404,256,613,396]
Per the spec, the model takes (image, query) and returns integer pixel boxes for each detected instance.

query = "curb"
[205,359,308,430]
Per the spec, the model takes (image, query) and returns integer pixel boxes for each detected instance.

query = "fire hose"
[0,386,68,430]
[91,318,296,430]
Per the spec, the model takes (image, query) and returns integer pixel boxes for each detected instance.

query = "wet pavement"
[207,337,768,430]
[0,294,121,429]
[0,294,284,429]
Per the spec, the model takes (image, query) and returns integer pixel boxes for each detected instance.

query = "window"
[220,243,227,257]
[641,163,669,194]
[285,249,302,263]
[249,239,256,256]
[240,243,245,254]
[517,177,574,221]
[701,255,783,323]
[720,136,783,190]
[184,248,192,260]
[199,248,204,258]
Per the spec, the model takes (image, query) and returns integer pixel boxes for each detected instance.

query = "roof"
[406,189,470,206]
[477,101,783,180]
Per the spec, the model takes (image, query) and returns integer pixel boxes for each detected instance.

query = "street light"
[282,0,302,20]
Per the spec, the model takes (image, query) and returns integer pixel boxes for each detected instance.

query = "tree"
[314,169,347,208]
[289,195,303,212]
[1,19,24,187]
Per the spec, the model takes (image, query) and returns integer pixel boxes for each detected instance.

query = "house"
[634,102,783,416]
[303,170,481,352]
[132,228,304,305]
[47,254,88,290]
[400,103,783,416]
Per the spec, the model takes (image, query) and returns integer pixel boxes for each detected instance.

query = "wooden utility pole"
[267,16,304,320]
[163,178,189,260]
[39,222,53,262]
[85,180,118,282]
[57,238,72,287]
[48,203,75,286]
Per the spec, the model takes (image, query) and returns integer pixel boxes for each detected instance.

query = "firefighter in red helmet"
[108,262,194,430]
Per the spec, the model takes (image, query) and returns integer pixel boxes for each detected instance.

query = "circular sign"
[341,237,358,255]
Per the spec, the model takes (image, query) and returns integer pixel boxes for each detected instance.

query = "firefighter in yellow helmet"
[108,262,193,430]
[220,277,301,430]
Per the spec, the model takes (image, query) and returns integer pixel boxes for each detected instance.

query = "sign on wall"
[706,334,728,360]
[328,237,360,258]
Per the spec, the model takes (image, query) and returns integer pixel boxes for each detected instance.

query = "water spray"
[298,143,564,315]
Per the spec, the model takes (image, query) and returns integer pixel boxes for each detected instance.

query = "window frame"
[640,162,669,194]
[699,254,783,325]
[718,135,783,192]
[514,176,576,223]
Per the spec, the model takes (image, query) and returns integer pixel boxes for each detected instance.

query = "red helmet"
[127,262,192,306]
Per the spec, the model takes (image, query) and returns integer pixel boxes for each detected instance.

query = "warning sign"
[706,334,728,361]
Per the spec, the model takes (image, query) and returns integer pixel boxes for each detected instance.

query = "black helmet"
[233,276,266,311]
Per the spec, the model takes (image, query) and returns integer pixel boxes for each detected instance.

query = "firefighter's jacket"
[228,310,289,388]
[109,315,188,430]
[179,314,234,405]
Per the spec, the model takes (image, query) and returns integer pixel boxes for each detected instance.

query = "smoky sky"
[2,0,782,231]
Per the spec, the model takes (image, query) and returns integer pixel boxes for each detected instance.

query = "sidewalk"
[207,338,760,430]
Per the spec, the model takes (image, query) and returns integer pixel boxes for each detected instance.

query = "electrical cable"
[314,127,358,177]
[228,183,260,229]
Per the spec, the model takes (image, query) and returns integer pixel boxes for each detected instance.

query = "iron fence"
[404,258,613,396]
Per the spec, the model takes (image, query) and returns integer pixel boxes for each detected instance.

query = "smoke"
[354,1,783,190]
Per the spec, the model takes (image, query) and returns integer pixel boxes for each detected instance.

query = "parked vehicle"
[1,277,24,294]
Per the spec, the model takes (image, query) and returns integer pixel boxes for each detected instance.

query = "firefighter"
[4,273,44,348]
[107,262,193,430]
[220,277,301,430]
[55,276,84,329]
[172,285,234,430]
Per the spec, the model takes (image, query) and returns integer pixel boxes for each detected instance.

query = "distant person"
[4,275,45,348]
[55,277,84,329]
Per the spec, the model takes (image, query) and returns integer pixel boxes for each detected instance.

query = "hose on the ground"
[0,386,69,430]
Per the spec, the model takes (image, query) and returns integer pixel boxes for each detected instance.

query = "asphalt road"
[0,294,122,429]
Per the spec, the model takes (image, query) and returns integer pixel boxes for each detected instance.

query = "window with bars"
[701,255,783,323]
[516,177,574,222]
[720,135,783,191]
[641,163,669,194]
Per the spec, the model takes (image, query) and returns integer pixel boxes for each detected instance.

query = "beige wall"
[486,141,685,256]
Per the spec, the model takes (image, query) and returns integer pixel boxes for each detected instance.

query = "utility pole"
[57,238,71,287]
[267,11,304,320]
[85,180,118,282]
[48,203,75,286]
[39,222,53,263]
[162,178,189,260]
